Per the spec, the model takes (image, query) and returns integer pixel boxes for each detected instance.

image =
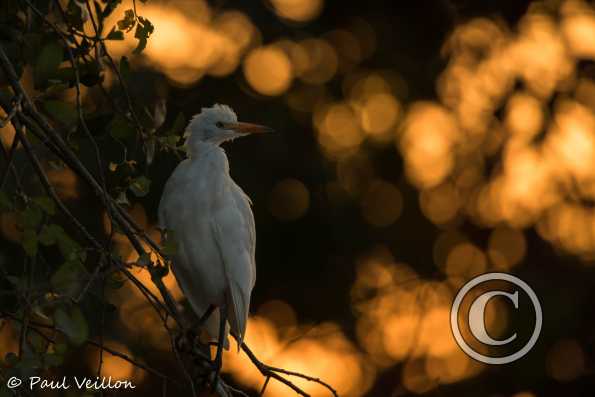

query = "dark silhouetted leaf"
[39,224,66,246]
[21,206,42,229]
[44,353,63,367]
[54,306,88,346]
[33,196,56,215]
[51,262,81,296]
[34,42,63,87]
[106,27,124,40]
[22,228,38,257]
[42,100,78,126]
[168,112,186,135]
[0,191,12,210]
[117,9,136,32]
[109,114,135,140]
[133,16,154,54]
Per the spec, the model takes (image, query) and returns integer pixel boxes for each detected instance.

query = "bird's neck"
[187,141,230,174]
[187,140,220,158]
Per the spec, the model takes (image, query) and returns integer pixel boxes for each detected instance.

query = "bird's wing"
[210,181,256,349]
[230,183,256,287]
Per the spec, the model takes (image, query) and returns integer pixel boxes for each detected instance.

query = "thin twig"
[239,340,339,397]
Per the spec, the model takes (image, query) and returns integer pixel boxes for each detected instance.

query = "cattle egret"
[158,104,273,372]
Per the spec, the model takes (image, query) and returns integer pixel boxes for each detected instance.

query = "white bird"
[158,104,273,365]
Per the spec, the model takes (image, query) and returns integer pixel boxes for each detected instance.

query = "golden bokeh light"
[244,46,293,96]
[399,0,595,258]
[326,30,363,72]
[269,0,324,23]
[488,227,527,270]
[297,39,339,85]
[105,1,258,85]
[268,178,310,221]
[445,243,487,285]
[359,93,401,139]
[419,183,461,225]
[546,339,585,382]
[505,93,543,140]
[314,102,364,158]
[400,102,458,188]
[351,249,485,392]
[224,315,372,397]
[360,180,403,227]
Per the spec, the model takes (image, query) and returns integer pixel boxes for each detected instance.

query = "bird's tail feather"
[227,280,249,352]
[205,308,230,350]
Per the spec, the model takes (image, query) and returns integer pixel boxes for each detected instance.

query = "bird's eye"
[215,121,224,128]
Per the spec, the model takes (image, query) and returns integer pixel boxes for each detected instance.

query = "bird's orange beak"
[223,122,274,134]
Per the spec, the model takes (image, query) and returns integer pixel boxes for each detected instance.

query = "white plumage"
[158,104,272,352]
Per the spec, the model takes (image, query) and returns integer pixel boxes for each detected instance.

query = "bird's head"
[185,104,273,150]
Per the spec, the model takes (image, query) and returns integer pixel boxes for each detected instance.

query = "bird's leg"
[211,302,227,391]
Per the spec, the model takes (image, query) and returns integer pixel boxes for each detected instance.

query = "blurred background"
[2,0,595,396]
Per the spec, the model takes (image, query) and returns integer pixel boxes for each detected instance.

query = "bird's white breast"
[158,146,231,307]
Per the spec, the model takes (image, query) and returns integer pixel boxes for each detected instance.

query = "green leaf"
[50,262,81,294]
[109,114,135,140]
[33,196,56,215]
[22,228,38,257]
[53,343,68,355]
[106,27,124,40]
[44,353,63,367]
[21,206,43,229]
[54,307,88,346]
[0,191,12,211]
[57,235,82,262]
[54,66,76,83]
[117,9,136,32]
[167,112,186,136]
[39,224,66,246]
[35,42,63,87]
[129,176,151,197]
[164,135,180,146]
[133,16,154,54]
[42,100,78,126]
